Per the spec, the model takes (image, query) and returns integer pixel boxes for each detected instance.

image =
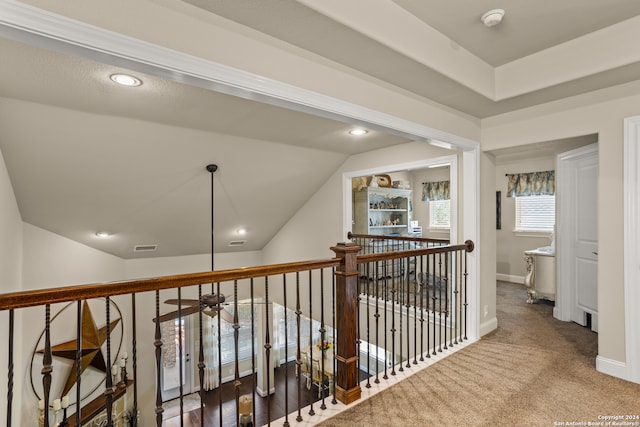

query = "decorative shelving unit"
[353,187,412,236]
[353,187,413,279]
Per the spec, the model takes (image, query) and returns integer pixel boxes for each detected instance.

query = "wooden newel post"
[331,242,362,404]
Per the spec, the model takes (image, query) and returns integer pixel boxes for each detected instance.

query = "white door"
[557,143,598,331]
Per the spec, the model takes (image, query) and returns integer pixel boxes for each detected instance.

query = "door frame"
[555,143,598,322]
[342,151,481,341]
[624,116,640,384]
[342,154,458,246]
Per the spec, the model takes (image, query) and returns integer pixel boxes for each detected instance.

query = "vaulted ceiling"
[0,0,638,259]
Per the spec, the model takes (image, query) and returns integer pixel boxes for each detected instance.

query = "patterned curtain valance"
[506,170,555,197]
[422,180,450,202]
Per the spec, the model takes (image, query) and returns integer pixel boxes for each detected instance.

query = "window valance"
[506,170,555,197]
[422,180,450,202]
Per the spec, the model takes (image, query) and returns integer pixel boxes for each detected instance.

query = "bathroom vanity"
[523,247,556,303]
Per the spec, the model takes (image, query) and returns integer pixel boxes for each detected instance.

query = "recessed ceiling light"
[349,129,368,136]
[109,73,143,87]
[95,231,111,238]
[481,9,505,27]
[237,228,247,236]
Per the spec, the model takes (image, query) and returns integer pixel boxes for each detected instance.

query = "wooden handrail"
[0,258,340,311]
[0,239,475,311]
[0,237,476,423]
[347,232,450,244]
[356,240,474,265]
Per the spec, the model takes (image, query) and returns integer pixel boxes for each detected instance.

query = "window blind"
[429,199,451,228]
[515,195,555,231]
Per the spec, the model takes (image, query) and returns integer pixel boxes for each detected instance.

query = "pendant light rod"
[207,164,218,274]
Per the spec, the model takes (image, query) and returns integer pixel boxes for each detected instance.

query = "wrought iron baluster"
[105,297,114,427]
[197,284,205,427]
[282,274,290,426]
[154,290,164,426]
[464,250,469,341]
[75,301,83,426]
[397,257,403,373]
[438,253,443,353]
[413,255,418,365]
[453,252,459,345]
[418,255,425,362]
[365,267,371,389]
[307,270,314,416]
[447,252,456,347]
[431,253,437,357]
[42,304,52,427]
[390,258,396,376]
[383,260,388,380]
[250,278,257,425]
[217,281,222,427]
[319,271,327,409]
[356,268,361,389]
[264,276,272,425]
[425,253,431,359]
[459,250,464,342]
[405,256,411,369]
[374,262,380,384]
[331,268,337,405]
[7,309,13,427]
[295,273,302,422]
[444,252,449,351]
[233,280,240,427]
[131,293,138,427]
[177,288,184,425]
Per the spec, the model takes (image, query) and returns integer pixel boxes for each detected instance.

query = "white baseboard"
[496,273,524,284]
[596,355,628,381]
[480,316,498,336]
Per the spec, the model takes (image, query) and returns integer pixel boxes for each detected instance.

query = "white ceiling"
[186,0,640,117]
[0,37,408,259]
[393,0,640,66]
[0,0,638,259]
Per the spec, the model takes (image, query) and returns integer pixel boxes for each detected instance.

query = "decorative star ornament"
[37,300,121,397]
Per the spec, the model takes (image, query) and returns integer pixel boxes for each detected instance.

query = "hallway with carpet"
[316,281,640,427]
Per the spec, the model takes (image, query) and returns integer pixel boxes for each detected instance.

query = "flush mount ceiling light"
[348,129,368,136]
[109,73,142,87]
[481,9,505,27]
[237,228,247,236]
[95,231,111,238]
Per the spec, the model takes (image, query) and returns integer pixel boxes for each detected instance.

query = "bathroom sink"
[536,246,554,253]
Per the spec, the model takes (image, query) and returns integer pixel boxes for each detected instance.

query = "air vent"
[134,244,158,252]
[228,240,247,247]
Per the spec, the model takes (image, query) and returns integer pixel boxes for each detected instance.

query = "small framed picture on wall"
[496,191,501,230]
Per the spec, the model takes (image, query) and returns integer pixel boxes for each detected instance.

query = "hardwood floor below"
[162,361,370,426]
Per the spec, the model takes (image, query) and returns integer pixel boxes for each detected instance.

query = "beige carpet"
[317,282,640,427]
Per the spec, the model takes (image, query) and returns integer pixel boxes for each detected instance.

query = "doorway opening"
[343,155,458,246]
[161,317,194,402]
